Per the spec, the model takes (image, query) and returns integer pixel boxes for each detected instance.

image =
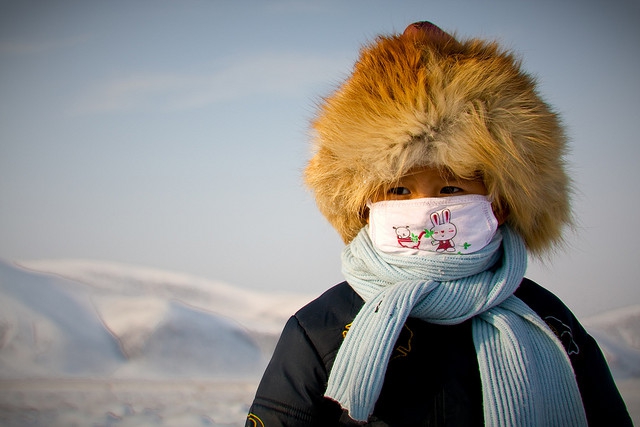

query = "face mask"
[367,194,498,255]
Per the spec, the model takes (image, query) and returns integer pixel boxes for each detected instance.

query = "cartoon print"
[544,316,580,355]
[430,209,458,252]
[393,226,425,249]
[342,323,352,339]
[247,413,265,427]
[391,324,414,360]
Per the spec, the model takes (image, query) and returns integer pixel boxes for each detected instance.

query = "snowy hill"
[583,305,640,380]
[0,260,124,378]
[0,259,314,380]
[0,258,638,426]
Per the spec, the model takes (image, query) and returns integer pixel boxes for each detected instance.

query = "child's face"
[372,165,488,203]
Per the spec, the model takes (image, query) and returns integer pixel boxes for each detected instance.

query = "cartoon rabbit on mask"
[430,208,457,252]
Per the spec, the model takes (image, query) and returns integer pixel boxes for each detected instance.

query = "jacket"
[246,278,632,426]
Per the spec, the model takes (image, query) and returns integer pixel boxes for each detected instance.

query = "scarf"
[325,225,587,426]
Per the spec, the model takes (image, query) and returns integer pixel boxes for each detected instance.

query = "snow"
[0,259,314,426]
[0,259,638,426]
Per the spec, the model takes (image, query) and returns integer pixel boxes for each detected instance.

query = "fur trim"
[304,24,572,254]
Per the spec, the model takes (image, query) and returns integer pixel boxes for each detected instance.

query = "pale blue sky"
[1,0,639,317]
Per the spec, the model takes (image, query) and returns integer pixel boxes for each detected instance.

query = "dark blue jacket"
[246,278,632,426]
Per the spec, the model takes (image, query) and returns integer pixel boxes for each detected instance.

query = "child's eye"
[440,186,463,194]
[388,187,410,196]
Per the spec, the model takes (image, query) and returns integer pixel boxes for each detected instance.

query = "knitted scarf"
[325,225,587,426]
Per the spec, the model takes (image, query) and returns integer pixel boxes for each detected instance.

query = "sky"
[1,0,639,318]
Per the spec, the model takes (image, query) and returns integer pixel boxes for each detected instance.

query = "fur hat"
[304,21,572,254]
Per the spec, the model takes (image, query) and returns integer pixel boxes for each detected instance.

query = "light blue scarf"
[325,226,587,426]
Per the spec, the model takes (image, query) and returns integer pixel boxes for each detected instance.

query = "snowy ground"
[0,378,258,427]
[0,259,638,426]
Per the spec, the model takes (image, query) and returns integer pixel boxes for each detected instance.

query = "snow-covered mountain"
[0,258,638,426]
[0,259,314,380]
[583,305,640,380]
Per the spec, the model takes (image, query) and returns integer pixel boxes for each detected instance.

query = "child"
[245,21,632,426]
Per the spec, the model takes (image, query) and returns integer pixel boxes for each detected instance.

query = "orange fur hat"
[304,22,572,254]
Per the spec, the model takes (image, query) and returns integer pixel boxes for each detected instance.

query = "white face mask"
[367,194,498,255]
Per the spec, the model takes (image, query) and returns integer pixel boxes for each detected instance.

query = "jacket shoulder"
[294,281,364,367]
[295,281,363,323]
[515,277,572,317]
[247,282,361,426]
